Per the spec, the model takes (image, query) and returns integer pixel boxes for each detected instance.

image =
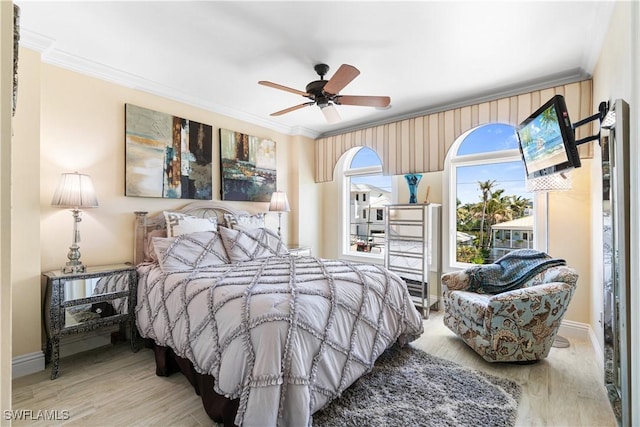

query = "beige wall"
[38,63,313,273]
[12,48,315,359]
[11,47,41,358]
[291,134,321,251]
[546,160,592,324]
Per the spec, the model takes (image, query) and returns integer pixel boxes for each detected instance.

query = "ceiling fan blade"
[336,95,391,108]
[259,81,309,97]
[323,64,360,95]
[270,102,314,116]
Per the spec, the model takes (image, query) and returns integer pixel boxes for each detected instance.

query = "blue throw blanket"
[466,249,566,294]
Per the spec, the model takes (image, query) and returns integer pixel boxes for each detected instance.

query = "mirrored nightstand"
[42,263,138,379]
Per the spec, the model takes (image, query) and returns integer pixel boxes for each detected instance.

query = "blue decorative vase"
[404,174,422,204]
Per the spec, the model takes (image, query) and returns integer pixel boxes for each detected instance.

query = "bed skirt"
[150,341,239,426]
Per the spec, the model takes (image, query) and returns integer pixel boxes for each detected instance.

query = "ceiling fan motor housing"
[306,63,334,106]
[305,80,331,105]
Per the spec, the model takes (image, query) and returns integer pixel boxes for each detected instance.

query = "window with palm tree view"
[452,124,533,264]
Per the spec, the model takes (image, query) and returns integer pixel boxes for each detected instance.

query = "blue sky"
[350,148,392,192]
[455,124,529,205]
[351,148,380,168]
[457,123,518,155]
[456,161,527,205]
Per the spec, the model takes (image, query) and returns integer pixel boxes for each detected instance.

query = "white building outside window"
[341,147,392,260]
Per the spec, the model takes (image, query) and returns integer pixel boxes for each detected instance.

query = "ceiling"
[17,1,614,138]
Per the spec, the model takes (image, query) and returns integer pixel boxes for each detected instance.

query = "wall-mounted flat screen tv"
[517,94,581,179]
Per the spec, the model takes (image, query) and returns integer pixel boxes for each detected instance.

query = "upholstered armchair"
[441,262,578,363]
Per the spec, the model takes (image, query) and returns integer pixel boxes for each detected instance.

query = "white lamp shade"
[51,172,99,209]
[268,191,290,212]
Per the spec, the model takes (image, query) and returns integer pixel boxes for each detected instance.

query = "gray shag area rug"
[313,345,522,427]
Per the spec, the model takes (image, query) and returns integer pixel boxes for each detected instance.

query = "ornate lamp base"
[62,211,87,274]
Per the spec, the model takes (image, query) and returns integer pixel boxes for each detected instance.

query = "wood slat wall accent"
[315,79,593,183]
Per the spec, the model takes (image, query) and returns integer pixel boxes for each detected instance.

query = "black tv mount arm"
[572,101,609,146]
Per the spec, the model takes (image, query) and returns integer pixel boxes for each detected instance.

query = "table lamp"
[268,191,290,238]
[51,172,99,273]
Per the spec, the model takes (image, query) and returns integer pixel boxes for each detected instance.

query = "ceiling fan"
[258,63,391,123]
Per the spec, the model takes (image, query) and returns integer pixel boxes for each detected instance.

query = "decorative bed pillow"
[145,228,167,262]
[152,230,230,271]
[164,211,218,238]
[218,226,288,262]
[223,212,265,230]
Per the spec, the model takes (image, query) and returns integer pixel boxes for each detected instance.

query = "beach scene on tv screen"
[519,104,568,173]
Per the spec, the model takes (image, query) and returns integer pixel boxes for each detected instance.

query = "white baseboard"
[12,351,45,379]
[587,323,605,369]
[12,327,118,379]
[559,319,604,369]
[558,318,591,340]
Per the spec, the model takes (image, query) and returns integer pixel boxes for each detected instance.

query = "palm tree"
[456,202,478,233]
[509,195,532,218]
[477,180,496,249]
[460,183,533,262]
[484,190,511,249]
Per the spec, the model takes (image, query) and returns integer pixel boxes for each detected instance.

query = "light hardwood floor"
[12,311,617,426]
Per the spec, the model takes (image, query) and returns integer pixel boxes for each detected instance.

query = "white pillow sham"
[152,230,230,271]
[164,211,218,237]
[223,212,265,230]
[218,226,288,262]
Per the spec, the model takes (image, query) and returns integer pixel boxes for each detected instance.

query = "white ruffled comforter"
[136,255,423,426]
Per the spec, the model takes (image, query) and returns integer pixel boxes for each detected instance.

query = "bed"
[133,201,424,426]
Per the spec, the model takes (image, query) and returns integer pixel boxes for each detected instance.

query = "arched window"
[340,147,391,261]
[443,123,547,269]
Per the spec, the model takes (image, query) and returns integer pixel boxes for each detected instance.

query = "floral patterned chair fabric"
[441,265,578,363]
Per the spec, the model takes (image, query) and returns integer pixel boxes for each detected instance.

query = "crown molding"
[318,68,592,139]
[20,26,592,142]
[19,29,320,140]
[18,28,54,54]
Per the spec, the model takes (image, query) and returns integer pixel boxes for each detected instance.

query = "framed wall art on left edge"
[125,104,213,200]
[12,4,20,117]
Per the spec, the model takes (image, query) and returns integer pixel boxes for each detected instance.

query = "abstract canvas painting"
[125,104,213,199]
[219,128,276,202]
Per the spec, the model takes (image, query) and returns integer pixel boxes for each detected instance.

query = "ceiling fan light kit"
[321,104,341,124]
[259,63,391,123]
